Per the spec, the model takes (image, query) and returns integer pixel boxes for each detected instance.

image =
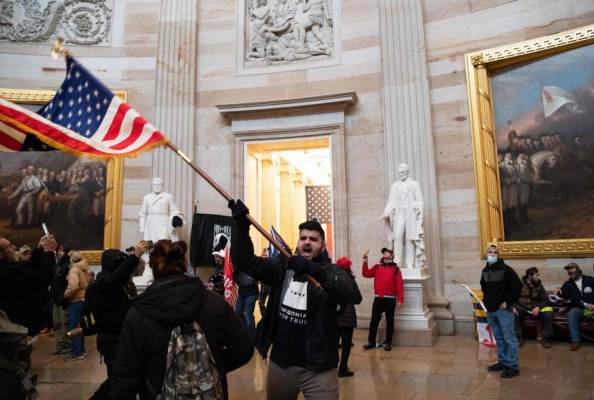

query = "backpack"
[80,282,97,336]
[158,321,223,400]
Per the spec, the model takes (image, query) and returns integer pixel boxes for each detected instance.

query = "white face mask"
[486,256,498,264]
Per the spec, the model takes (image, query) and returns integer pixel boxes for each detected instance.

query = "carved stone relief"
[246,0,334,66]
[0,0,112,45]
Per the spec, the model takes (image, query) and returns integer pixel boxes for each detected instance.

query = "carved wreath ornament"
[0,0,112,45]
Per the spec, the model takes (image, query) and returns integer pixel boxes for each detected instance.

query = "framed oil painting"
[0,88,124,263]
[466,24,594,258]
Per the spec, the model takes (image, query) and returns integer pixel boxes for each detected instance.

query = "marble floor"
[31,329,593,400]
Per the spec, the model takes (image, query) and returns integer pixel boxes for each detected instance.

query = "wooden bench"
[521,293,594,343]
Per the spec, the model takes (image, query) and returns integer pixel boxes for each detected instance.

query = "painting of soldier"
[0,151,107,250]
[491,43,594,241]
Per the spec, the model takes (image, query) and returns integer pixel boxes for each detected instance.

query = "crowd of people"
[2,202,593,398]
[480,243,594,381]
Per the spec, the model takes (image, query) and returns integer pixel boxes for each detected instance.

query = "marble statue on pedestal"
[134,177,184,287]
[381,164,426,269]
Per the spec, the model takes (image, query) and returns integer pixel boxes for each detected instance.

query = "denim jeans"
[236,294,258,335]
[566,307,584,342]
[487,308,518,370]
[68,301,85,356]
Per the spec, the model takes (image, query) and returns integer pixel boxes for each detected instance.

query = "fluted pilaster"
[151,0,197,238]
[379,0,449,320]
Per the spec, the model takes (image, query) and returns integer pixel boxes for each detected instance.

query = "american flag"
[268,225,291,258]
[1,98,65,152]
[305,185,331,223]
[223,244,238,309]
[0,56,167,158]
[305,185,333,259]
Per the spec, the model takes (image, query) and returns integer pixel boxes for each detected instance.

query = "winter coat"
[64,259,89,303]
[93,254,140,340]
[0,248,55,335]
[480,258,522,312]
[109,275,253,400]
[48,256,70,305]
[559,274,594,308]
[362,260,404,303]
[517,276,550,311]
[234,268,259,297]
[230,217,354,371]
[337,271,363,328]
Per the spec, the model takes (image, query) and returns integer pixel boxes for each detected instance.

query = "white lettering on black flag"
[305,185,331,224]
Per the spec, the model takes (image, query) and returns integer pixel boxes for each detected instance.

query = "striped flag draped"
[223,245,238,309]
[460,284,496,347]
[0,56,168,158]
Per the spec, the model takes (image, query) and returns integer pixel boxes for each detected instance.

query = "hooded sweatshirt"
[110,275,253,400]
[64,258,89,303]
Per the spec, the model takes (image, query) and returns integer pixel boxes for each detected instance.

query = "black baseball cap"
[381,248,393,254]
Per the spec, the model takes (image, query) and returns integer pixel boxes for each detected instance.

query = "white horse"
[530,150,558,182]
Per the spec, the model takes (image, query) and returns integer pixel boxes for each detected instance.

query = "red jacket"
[362,260,404,304]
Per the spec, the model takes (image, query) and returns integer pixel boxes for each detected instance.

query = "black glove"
[228,199,249,219]
[171,215,183,228]
[287,255,321,276]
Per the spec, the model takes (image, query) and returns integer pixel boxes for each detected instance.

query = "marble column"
[133,0,197,291]
[279,163,295,247]
[261,155,278,229]
[293,173,307,229]
[379,0,453,335]
[150,0,197,240]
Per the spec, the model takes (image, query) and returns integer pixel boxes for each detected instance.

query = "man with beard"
[514,267,554,348]
[228,199,354,399]
[481,243,522,378]
[554,262,594,351]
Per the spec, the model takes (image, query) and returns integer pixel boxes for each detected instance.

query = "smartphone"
[42,223,50,239]
[146,240,154,249]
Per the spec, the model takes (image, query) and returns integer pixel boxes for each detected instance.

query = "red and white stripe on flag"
[223,245,238,309]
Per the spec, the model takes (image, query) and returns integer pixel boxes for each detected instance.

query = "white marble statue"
[135,177,184,287]
[381,163,426,269]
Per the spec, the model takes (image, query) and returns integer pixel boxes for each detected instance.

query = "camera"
[146,240,154,249]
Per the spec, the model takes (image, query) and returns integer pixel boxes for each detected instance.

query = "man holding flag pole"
[1,39,346,398]
[228,199,354,399]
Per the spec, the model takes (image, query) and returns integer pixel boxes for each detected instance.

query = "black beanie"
[101,249,127,272]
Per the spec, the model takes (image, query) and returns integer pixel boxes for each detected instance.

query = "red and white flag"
[0,55,168,158]
[223,245,238,309]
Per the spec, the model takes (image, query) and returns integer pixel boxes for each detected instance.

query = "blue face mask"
[486,256,498,264]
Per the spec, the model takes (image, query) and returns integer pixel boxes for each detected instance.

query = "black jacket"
[48,256,70,305]
[110,275,253,400]
[559,274,594,308]
[230,217,354,371]
[337,271,363,328]
[93,254,140,340]
[480,259,522,312]
[0,248,55,335]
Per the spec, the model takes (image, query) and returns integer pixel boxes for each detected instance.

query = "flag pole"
[50,39,321,289]
[167,143,322,289]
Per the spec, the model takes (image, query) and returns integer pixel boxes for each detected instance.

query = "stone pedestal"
[132,254,153,293]
[393,267,438,347]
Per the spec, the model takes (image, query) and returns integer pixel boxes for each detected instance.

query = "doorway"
[244,137,333,258]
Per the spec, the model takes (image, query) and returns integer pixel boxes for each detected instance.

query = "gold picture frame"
[0,88,125,264]
[466,24,594,259]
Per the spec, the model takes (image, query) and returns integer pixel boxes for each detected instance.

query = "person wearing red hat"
[361,248,403,351]
[335,257,362,377]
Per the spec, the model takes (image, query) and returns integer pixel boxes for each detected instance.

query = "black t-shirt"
[270,280,308,367]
